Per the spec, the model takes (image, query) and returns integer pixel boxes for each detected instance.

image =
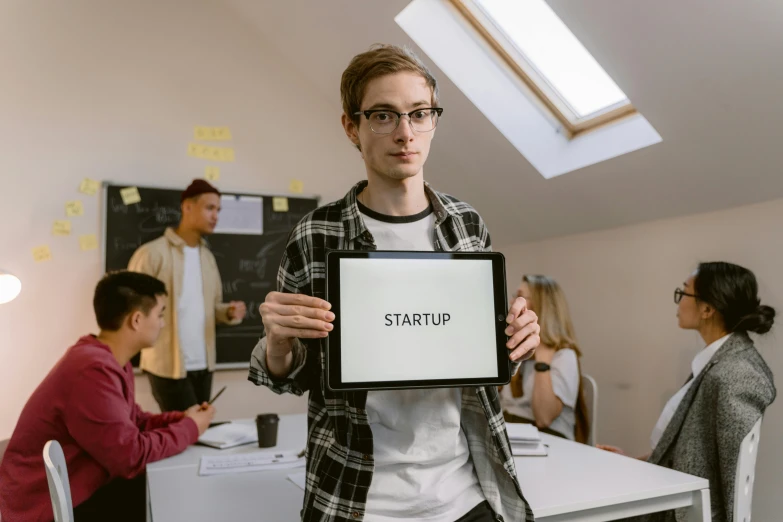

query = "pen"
[200,386,227,410]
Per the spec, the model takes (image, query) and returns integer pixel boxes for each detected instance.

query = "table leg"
[147,475,153,522]
[686,488,710,522]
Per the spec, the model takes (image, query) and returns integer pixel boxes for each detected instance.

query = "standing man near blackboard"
[129,179,247,412]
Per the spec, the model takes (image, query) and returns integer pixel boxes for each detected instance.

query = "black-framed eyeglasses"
[353,108,443,135]
[674,288,697,304]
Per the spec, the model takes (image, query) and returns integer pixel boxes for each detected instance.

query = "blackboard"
[103,183,319,368]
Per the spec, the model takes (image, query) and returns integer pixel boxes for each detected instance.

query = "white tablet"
[325,251,512,391]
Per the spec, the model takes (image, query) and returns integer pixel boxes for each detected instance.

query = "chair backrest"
[0,438,9,466]
[581,374,598,446]
[734,418,763,522]
[43,440,74,522]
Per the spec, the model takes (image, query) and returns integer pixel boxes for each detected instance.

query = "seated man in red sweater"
[0,271,216,522]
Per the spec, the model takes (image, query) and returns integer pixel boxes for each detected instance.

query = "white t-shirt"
[178,245,208,371]
[649,333,731,449]
[499,348,580,439]
[358,200,485,522]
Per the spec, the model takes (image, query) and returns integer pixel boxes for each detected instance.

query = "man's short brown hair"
[341,44,439,124]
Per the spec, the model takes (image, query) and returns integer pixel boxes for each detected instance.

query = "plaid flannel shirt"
[249,180,533,522]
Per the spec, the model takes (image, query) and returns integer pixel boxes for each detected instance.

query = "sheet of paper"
[79,234,98,251]
[32,245,52,262]
[204,166,221,182]
[213,195,263,235]
[52,220,71,236]
[79,178,100,196]
[120,187,141,205]
[289,179,304,194]
[272,197,289,212]
[198,449,304,476]
[198,422,257,449]
[65,201,84,217]
[505,423,541,442]
[287,471,306,491]
[511,441,548,457]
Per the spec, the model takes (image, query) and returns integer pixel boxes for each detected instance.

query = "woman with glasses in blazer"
[598,262,776,522]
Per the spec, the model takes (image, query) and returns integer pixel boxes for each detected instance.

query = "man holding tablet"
[249,45,540,522]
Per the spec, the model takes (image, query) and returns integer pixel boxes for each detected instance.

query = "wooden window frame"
[450,0,637,138]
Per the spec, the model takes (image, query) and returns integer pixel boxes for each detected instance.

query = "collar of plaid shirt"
[248,180,533,522]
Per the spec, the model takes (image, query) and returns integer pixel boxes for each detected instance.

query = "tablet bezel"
[325,250,512,391]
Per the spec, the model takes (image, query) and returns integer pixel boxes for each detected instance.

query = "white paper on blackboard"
[214,195,263,235]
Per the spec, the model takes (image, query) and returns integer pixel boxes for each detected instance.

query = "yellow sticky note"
[214,127,232,141]
[220,147,235,162]
[79,234,98,251]
[65,200,84,217]
[32,245,52,262]
[272,197,289,212]
[289,179,304,194]
[209,146,223,162]
[204,166,220,181]
[120,187,141,205]
[188,143,200,157]
[52,220,71,236]
[79,178,100,196]
[194,126,211,141]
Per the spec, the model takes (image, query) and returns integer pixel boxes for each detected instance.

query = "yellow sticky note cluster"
[79,178,101,196]
[187,143,235,162]
[65,200,84,217]
[194,126,233,141]
[204,166,221,182]
[32,245,52,262]
[272,197,289,212]
[120,187,141,205]
[79,234,98,251]
[52,220,71,236]
[289,179,304,194]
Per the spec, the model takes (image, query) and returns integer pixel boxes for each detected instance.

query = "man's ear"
[341,113,362,152]
[127,310,143,332]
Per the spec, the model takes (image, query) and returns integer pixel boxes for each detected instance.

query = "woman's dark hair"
[93,271,168,331]
[693,262,775,334]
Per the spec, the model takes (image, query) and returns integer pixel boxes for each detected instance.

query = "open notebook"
[197,421,258,449]
[505,423,548,457]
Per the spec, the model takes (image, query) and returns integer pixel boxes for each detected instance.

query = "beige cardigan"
[128,227,240,379]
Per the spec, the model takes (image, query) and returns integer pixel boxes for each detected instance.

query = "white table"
[147,414,710,521]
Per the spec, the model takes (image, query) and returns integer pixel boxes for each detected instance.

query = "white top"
[500,348,580,439]
[650,333,732,449]
[178,245,208,371]
[359,202,485,522]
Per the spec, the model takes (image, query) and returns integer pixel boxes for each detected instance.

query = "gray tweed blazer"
[631,332,775,522]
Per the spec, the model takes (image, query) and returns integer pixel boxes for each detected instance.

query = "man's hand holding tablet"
[506,297,540,362]
[259,292,335,378]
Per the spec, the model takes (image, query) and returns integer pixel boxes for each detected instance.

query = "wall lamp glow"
[0,270,22,304]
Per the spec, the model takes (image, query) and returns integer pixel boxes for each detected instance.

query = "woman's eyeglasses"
[674,288,697,304]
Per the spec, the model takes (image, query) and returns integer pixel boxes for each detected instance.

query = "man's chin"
[380,166,422,181]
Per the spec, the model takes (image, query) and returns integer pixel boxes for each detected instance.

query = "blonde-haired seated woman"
[500,275,590,442]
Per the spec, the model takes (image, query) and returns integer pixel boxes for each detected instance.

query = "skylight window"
[452,0,636,137]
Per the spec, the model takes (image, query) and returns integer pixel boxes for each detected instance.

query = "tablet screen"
[339,257,499,383]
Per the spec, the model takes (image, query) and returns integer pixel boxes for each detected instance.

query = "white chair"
[43,440,74,522]
[734,418,763,522]
[581,374,598,446]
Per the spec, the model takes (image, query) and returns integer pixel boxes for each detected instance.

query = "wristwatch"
[534,362,551,372]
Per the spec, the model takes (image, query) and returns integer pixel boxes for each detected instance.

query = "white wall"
[0,0,366,437]
[499,197,783,520]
